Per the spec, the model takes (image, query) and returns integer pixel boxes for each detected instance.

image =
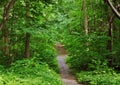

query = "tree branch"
[107,0,120,19]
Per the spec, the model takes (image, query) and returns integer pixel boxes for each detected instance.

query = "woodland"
[0,0,120,85]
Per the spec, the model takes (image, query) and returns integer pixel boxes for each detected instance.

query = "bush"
[76,70,120,85]
[0,59,62,85]
[64,33,109,71]
[31,43,59,72]
[74,58,120,85]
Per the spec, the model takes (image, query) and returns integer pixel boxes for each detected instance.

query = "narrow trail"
[57,55,82,85]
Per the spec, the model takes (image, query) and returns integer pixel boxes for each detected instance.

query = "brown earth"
[55,42,67,55]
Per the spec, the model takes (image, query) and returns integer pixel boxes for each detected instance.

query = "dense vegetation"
[0,0,62,85]
[57,0,120,85]
[0,0,120,85]
[0,59,62,85]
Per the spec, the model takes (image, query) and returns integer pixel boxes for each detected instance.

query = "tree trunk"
[107,14,114,66]
[24,1,31,58]
[0,0,16,30]
[24,33,30,58]
[108,15,114,52]
[2,26,9,56]
[1,23,9,56]
[83,0,89,51]
[0,0,16,56]
[83,0,88,35]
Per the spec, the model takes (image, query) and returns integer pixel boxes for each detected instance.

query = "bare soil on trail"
[57,55,83,85]
[55,43,83,85]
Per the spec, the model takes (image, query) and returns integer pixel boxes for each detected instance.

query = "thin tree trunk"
[107,14,114,66]
[83,0,89,50]
[0,0,16,56]
[24,1,31,58]
[108,15,114,52]
[24,33,30,58]
[0,0,16,30]
[2,26,9,56]
[83,0,88,35]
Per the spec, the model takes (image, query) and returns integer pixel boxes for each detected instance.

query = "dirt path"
[57,55,82,85]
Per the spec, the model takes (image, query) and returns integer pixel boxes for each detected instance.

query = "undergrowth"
[76,60,120,85]
[77,70,120,85]
[0,59,62,85]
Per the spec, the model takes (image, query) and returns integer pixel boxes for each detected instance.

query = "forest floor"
[57,55,83,85]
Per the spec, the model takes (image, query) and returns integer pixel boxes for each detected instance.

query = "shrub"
[64,33,110,71]
[76,70,120,85]
[0,59,62,85]
[31,43,59,72]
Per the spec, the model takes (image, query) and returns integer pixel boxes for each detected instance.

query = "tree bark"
[108,15,114,52]
[0,0,16,30]
[0,0,16,56]
[107,14,114,66]
[83,0,89,52]
[83,0,88,35]
[2,26,9,56]
[24,1,31,58]
[24,33,30,58]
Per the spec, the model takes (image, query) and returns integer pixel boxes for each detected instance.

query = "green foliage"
[65,33,109,71]
[31,43,58,72]
[0,59,62,85]
[76,58,120,85]
[88,59,109,71]
[57,0,111,71]
[77,70,120,85]
[1,0,120,85]
[0,0,59,71]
